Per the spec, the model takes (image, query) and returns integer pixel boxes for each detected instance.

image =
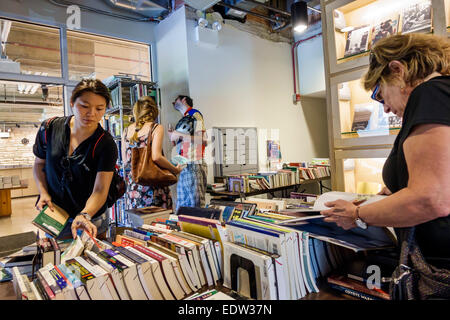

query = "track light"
[291,1,308,33]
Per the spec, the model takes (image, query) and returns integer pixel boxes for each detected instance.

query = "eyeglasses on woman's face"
[371,83,385,104]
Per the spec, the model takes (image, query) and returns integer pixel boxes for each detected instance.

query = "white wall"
[297,35,326,97]
[185,19,329,184]
[295,21,326,97]
[155,7,190,133]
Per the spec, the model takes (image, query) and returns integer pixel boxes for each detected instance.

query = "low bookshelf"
[207,176,331,200]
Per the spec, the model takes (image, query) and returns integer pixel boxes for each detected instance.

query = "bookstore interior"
[0,0,449,304]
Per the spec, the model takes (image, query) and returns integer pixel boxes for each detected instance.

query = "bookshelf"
[102,76,159,228]
[321,0,448,190]
[207,176,331,199]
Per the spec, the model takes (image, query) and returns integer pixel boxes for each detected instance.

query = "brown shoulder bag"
[131,122,178,187]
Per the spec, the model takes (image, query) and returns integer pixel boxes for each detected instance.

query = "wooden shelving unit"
[320,0,448,192]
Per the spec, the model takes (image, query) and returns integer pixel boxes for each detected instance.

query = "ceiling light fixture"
[291,1,308,33]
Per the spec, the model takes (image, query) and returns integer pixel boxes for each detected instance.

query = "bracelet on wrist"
[77,212,92,221]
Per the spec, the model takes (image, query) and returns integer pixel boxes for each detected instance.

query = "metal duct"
[103,0,169,17]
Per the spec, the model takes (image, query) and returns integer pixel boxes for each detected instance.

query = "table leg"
[0,189,12,217]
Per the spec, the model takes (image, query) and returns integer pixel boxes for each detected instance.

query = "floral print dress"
[124,126,173,210]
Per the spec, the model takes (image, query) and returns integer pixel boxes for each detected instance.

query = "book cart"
[321,0,449,193]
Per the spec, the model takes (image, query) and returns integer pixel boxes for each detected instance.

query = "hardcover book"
[32,204,69,238]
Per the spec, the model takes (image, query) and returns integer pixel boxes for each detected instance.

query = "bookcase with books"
[102,76,160,227]
[321,0,448,190]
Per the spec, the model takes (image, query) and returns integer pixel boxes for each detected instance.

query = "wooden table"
[0,185,28,217]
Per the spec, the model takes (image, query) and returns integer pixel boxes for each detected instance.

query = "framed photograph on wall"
[401,1,432,34]
[370,16,399,48]
[344,25,371,57]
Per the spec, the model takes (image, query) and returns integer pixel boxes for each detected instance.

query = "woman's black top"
[33,116,118,219]
[383,76,450,266]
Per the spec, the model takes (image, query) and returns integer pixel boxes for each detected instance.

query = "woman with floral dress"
[122,96,181,210]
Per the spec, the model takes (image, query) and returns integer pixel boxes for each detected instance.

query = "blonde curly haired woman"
[321,34,450,299]
[122,96,181,210]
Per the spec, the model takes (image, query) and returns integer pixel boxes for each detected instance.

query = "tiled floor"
[0,197,40,237]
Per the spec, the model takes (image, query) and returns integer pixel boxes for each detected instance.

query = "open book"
[277,191,386,225]
[32,204,69,238]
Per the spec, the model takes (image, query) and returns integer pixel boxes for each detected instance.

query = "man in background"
[168,95,207,212]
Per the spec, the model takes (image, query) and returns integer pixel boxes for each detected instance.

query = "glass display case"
[334,148,391,192]
[324,0,442,74]
[329,68,400,149]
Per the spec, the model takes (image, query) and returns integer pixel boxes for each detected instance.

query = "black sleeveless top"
[382,76,450,266]
[33,116,118,218]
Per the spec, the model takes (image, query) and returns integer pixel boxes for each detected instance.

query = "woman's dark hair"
[177,95,193,107]
[70,79,111,106]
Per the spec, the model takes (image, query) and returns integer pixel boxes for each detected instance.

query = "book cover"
[226,221,290,300]
[370,16,399,48]
[32,204,69,238]
[327,274,390,300]
[223,241,277,300]
[344,25,370,58]
[401,1,432,34]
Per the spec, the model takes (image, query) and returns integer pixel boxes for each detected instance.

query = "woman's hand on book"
[36,193,54,212]
[71,215,97,239]
[377,186,392,196]
[321,199,359,230]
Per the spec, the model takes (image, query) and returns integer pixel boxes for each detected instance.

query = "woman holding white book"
[321,34,450,299]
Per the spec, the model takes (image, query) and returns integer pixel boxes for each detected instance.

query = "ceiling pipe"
[216,2,287,24]
[243,0,291,17]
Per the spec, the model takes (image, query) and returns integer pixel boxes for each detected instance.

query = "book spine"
[328,283,381,300]
[124,230,151,241]
[36,270,56,299]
